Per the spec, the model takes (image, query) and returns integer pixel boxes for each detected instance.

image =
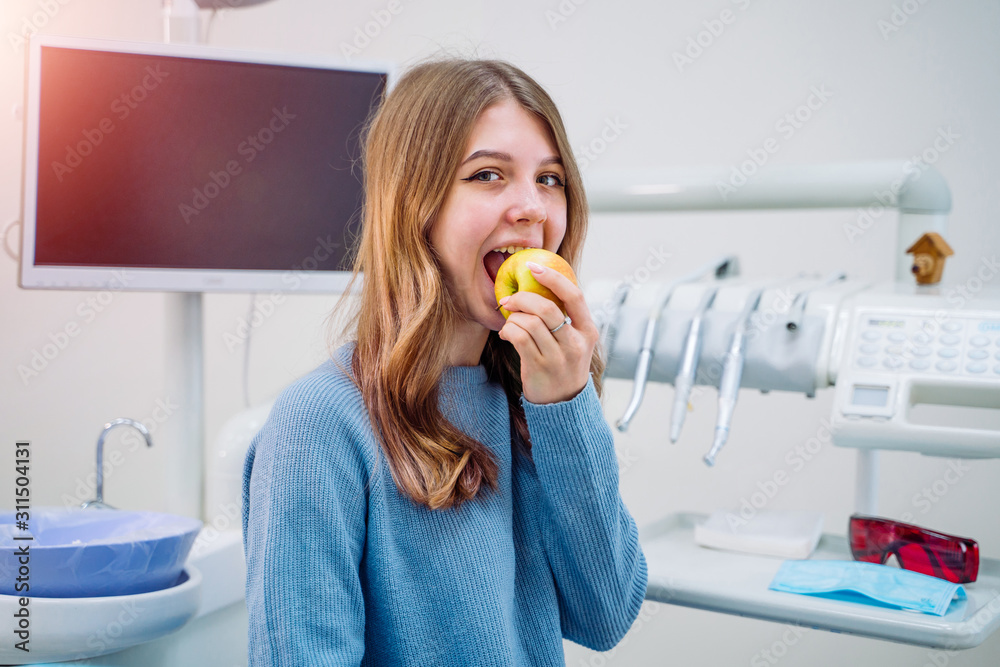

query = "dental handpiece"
[616,316,658,432]
[704,287,764,467]
[669,287,718,443]
[617,254,739,432]
[786,270,847,331]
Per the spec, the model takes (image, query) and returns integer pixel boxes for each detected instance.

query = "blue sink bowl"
[0,507,202,598]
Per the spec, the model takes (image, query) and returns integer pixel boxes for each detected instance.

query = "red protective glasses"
[849,515,979,584]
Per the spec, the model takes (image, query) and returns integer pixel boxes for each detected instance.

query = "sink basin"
[0,565,201,665]
[0,507,202,598]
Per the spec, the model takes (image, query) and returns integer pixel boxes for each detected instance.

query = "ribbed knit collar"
[441,363,488,386]
[336,341,488,387]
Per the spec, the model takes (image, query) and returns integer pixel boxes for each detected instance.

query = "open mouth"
[483,245,534,283]
[484,251,511,283]
[484,245,536,283]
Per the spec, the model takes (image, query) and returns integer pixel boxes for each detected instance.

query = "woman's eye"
[538,174,565,187]
[464,170,501,182]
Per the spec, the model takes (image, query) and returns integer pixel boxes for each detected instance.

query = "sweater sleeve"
[242,379,369,666]
[521,375,648,651]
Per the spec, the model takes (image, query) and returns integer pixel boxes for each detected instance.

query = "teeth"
[493,245,535,254]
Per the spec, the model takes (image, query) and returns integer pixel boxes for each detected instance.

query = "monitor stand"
[164,292,205,519]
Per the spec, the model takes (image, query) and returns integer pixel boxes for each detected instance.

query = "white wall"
[2,0,999,665]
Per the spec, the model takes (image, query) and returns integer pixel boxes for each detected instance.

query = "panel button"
[885,345,904,356]
[859,343,880,355]
[937,348,959,359]
[970,335,990,347]
[857,357,878,368]
[942,321,963,332]
[861,330,881,342]
[912,347,932,357]
[968,349,989,360]
[909,359,931,371]
[912,332,933,345]
[888,332,907,343]
[883,357,904,370]
[939,334,962,346]
[966,362,987,374]
[936,360,957,372]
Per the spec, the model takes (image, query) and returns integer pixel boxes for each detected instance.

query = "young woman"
[242,57,647,666]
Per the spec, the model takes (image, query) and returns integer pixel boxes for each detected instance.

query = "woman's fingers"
[499,290,567,333]
[523,261,596,333]
[502,309,563,358]
[497,262,599,403]
[498,312,542,357]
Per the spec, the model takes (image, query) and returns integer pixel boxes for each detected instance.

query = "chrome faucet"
[80,418,153,510]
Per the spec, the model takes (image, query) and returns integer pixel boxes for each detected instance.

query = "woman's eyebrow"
[461,149,511,165]
[460,150,564,167]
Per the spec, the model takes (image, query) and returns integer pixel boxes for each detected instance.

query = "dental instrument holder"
[597,282,631,358]
[786,270,846,332]
[601,284,834,390]
[615,254,740,432]
[587,160,952,515]
[81,418,153,510]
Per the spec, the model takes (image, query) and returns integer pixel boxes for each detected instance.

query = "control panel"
[832,286,1000,459]
[851,313,1000,378]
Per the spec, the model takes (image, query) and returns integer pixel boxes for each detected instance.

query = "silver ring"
[549,315,571,334]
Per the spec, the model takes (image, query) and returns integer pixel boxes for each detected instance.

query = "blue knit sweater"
[241,342,647,666]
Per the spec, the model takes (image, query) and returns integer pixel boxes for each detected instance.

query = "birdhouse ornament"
[906,232,954,285]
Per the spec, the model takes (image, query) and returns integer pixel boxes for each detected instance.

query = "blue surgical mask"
[769,560,966,616]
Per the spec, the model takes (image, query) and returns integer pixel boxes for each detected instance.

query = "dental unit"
[582,160,1000,650]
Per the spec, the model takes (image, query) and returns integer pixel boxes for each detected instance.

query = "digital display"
[31,45,386,273]
[852,386,890,407]
[866,318,905,328]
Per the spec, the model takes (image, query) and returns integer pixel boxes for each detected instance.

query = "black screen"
[33,46,385,272]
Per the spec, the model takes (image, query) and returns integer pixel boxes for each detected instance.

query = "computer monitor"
[20,34,391,292]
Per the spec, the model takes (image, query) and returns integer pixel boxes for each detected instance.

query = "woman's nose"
[505,179,546,226]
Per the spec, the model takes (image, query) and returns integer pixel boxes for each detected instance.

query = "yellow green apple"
[494,248,578,319]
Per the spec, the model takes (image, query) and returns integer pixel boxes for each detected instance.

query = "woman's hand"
[498,261,599,404]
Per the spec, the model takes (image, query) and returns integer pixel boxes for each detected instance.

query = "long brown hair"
[330,58,604,510]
